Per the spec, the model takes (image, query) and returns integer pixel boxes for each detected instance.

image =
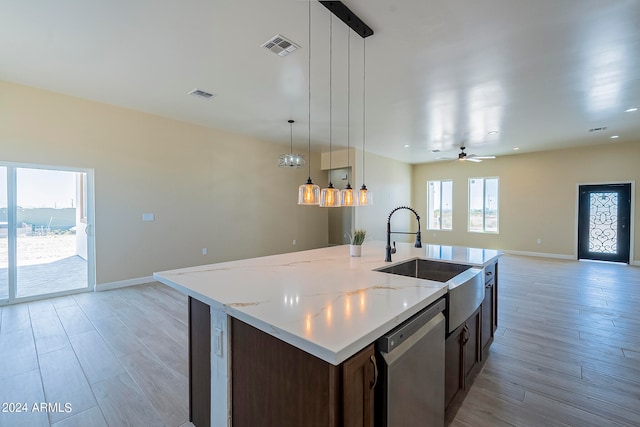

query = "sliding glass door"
[0,166,7,300]
[0,163,95,304]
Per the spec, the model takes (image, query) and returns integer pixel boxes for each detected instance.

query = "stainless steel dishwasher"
[376,298,446,427]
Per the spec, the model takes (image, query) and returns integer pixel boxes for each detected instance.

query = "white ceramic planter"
[350,245,362,257]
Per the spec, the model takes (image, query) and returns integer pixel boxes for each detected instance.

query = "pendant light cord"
[307,0,312,181]
[362,37,366,186]
[329,14,333,185]
[347,28,351,185]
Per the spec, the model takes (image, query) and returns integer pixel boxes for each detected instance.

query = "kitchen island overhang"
[153,242,502,426]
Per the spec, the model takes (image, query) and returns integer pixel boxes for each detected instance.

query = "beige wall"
[412,141,640,263]
[0,81,328,285]
[323,148,414,244]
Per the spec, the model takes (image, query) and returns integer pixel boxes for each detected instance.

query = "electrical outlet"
[202,248,207,255]
[142,213,154,222]
[213,328,223,357]
[536,238,542,244]
[292,239,296,245]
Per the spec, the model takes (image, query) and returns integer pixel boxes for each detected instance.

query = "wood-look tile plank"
[50,406,107,427]
[92,373,167,427]
[31,315,70,355]
[68,330,125,384]
[50,295,78,309]
[0,303,31,333]
[38,347,97,424]
[56,305,94,337]
[138,329,188,378]
[0,328,39,380]
[28,299,57,319]
[90,315,145,358]
[120,349,188,427]
[0,369,49,427]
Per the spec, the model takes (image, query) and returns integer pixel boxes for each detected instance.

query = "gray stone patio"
[0,255,87,300]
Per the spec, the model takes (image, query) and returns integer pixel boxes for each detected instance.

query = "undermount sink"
[376,258,485,333]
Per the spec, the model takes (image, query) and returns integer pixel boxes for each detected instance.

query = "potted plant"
[348,229,367,257]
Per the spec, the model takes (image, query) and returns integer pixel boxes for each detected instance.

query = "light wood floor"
[0,283,191,427]
[452,255,640,427]
[0,255,639,426]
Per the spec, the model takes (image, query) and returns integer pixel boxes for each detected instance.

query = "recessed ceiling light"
[625,107,638,112]
[610,135,620,139]
[488,130,499,135]
[403,144,410,148]
[513,147,520,150]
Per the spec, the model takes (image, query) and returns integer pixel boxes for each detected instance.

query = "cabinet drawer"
[484,263,495,284]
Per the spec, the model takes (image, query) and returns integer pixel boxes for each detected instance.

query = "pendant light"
[298,0,320,205]
[320,14,341,208]
[358,37,373,206]
[341,29,357,207]
[279,120,305,168]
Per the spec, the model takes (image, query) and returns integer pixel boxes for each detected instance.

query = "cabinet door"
[189,297,211,427]
[481,280,495,357]
[343,344,376,427]
[463,309,481,384]
[445,324,464,409]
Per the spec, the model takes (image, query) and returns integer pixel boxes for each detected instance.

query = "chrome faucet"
[385,206,422,262]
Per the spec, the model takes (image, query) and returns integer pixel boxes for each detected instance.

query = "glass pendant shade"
[298,178,320,205]
[279,153,305,168]
[280,120,305,168]
[341,184,357,206]
[359,184,373,206]
[320,183,342,207]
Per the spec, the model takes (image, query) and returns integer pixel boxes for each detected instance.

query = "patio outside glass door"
[0,163,95,304]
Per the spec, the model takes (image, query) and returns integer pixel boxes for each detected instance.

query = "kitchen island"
[153,242,501,427]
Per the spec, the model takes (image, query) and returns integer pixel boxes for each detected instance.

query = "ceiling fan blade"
[466,158,482,163]
[474,155,496,159]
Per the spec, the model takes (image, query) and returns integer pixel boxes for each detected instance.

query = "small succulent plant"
[348,229,367,246]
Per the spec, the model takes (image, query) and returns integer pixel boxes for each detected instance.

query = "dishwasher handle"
[378,298,446,353]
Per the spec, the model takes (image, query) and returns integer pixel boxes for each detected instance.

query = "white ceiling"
[2,0,639,164]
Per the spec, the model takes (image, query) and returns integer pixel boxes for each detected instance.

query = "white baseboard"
[506,250,640,266]
[95,276,154,291]
[504,250,575,260]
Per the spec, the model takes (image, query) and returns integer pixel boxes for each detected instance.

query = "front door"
[578,183,632,263]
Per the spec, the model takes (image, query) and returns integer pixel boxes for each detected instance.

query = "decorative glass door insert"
[578,184,631,263]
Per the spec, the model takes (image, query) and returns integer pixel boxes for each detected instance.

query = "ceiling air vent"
[188,88,215,99]
[262,34,300,57]
[588,126,607,132]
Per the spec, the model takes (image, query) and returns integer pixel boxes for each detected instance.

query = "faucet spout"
[385,206,423,262]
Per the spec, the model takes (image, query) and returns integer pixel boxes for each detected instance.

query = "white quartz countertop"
[153,242,502,365]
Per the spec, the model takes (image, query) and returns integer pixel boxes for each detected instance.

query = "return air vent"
[188,88,215,99]
[262,34,300,57]
[588,126,607,132]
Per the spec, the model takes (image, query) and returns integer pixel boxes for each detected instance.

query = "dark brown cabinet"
[231,317,376,427]
[188,297,211,427]
[445,307,481,411]
[445,261,498,422]
[342,345,377,427]
[481,262,498,359]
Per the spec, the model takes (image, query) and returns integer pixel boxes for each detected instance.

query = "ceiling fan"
[455,146,495,163]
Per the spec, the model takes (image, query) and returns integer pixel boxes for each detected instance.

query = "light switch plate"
[142,213,155,222]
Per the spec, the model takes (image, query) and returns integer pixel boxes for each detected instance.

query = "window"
[469,177,499,233]
[427,180,453,230]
